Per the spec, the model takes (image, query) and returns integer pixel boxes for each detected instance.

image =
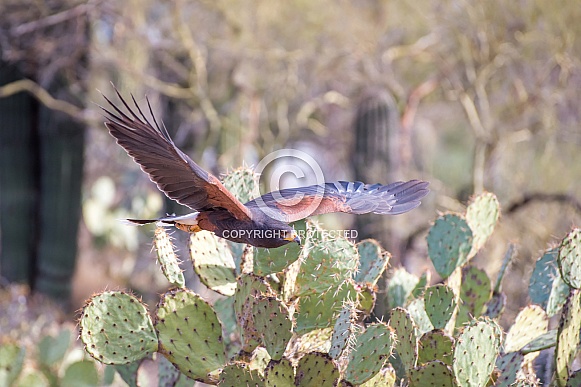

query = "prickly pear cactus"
[329,302,357,360]
[496,351,524,387]
[295,280,357,334]
[155,288,226,384]
[234,274,274,351]
[407,298,434,336]
[417,329,454,367]
[453,319,501,387]
[427,214,473,279]
[222,167,260,204]
[409,360,455,387]
[218,362,264,387]
[389,307,418,372]
[294,236,358,297]
[359,366,396,387]
[79,291,158,365]
[566,370,581,387]
[455,266,491,327]
[530,247,569,316]
[153,227,185,288]
[465,192,500,257]
[189,231,237,296]
[558,228,581,289]
[424,285,456,330]
[344,323,396,385]
[387,267,419,309]
[504,305,548,353]
[521,330,557,354]
[555,288,581,387]
[0,343,25,386]
[355,239,390,286]
[295,352,339,387]
[252,295,293,361]
[264,359,294,386]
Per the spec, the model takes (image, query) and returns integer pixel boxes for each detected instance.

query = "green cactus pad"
[424,285,456,330]
[264,359,295,387]
[387,267,419,309]
[295,352,339,387]
[254,221,306,276]
[566,370,581,387]
[359,366,396,387]
[466,192,500,257]
[427,214,473,279]
[113,361,141,387]
[0,343,25,386]
[295,280,357,334]
[483,291,506,319]
[15,370,49,387]
[496,351,524,387]
[189,231,237,296]
[249,347,271,376]
[329,303,357,359]
[558,228,581,289]
[357,284,376,317]
[155,288,226,384]
[222,167,260,204]
[409,360,455,387]
[555,288,581,387]
[407,298,435,336]
[453,320,501,387]
[521,330,557,354]
[417,329,454,367]
[79,291,158,365]
[61,360,99,387]
[530,247,569,316]
[213,296,237,355]
[295,236,358,297]
[218,362,265,387]
[344,323,396,385]
[252,296,293,361]
[286,328,333,363]
[159,356,181,387]
[354,239,390,286]
[235,274,275,352]
[38,329,70,367]
[455,266,492,327]
[153,227,185,288]
[504,305,548,353]
[411,270,431,299]
[389,307,418,371]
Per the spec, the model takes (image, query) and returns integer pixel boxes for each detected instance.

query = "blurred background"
[1,0,581,376]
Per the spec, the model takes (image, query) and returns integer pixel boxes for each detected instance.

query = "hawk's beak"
[284,231,301,245]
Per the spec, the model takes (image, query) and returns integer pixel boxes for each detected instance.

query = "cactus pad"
[329,303,357,360]
[218,362,264,387]
[254,220,306,276]
[387,267,419,309]
[295,352,339,387]
[0,343,25,386]
[222,167,260,204]
[456,266,491,327]
[235,274,275,351]
[504,305,548,353]
[295,281,357,334]
[496,351,524,387]
[558,228,581,289]
[566,370,581,387]
[453,320,500,387]
[295,236,358,297]
[79,291,158,365]
[189,231,237,296]
[153,227,185,288]
[417,329,454,367]
[264,359,295,387]
[252,296,293,361]
[359,366,396,387]
[555,288,581,386]
[427,214,473,278]
[344,323,396,384]
[286,328,333,362]
[355,239,390,286]
[424,285,456,329]
[530,247,569,316]
[113,361,141,387]
[521,330,557,354]
[409,360,455,387]
[389,307,418,371]
[483,291,506,319]
[407,298,435,336]
[466,192,500,257]
[155,288,226,384]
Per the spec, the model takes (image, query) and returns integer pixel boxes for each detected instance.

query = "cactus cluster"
[78,178,581,386]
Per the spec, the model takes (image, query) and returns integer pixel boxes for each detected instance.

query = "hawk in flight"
[101,89,429,248]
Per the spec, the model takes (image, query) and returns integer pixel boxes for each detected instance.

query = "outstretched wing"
[245,180,429,223]
[100,88,252,221]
